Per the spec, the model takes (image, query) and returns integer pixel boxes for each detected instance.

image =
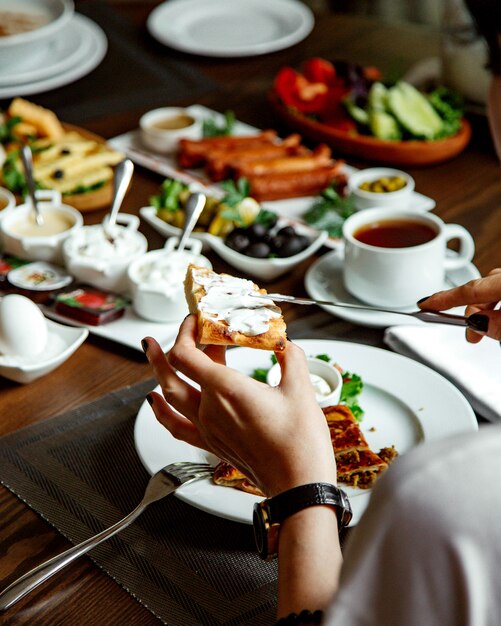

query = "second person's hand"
[418,269,501,342]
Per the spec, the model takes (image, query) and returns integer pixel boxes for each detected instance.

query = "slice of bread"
[184,264,286,351]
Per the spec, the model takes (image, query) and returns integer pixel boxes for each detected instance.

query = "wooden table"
[2,3,501,624]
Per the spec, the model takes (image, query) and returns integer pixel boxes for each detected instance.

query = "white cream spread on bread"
[193,268,281,336]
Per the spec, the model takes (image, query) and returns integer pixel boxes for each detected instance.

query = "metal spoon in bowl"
[176,191,206,252]
[20,145,43,227]
[103,158,134,242]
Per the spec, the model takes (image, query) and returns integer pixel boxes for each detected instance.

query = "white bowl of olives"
[207,216,328,282]
[348,167,415,210]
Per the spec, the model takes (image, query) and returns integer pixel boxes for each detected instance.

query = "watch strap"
[267,482,352,529]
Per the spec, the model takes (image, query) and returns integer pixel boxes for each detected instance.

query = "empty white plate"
[147,0,314,57]
[0,14,107,98]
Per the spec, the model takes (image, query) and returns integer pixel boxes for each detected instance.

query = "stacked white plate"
[0,13,107,98]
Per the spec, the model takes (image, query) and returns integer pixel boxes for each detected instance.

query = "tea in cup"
[342,208,475,308]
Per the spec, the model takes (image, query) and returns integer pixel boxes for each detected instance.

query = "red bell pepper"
[302,57,336,85]
[274,66,328,114]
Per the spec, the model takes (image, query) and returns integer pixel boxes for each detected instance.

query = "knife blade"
[251,292,470,327]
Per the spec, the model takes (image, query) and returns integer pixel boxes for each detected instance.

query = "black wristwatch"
[253,482,352,560]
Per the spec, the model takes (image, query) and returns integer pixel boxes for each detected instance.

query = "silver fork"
[0,461,214,611]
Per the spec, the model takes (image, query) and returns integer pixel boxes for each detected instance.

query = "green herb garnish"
[202,110,236,137]
[149,178,189,211]
[303,184,356,238]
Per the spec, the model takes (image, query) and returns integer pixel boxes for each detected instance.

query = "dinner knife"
[251,292,470,327]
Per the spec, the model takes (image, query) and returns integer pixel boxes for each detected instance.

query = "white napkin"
[384,325,501,422]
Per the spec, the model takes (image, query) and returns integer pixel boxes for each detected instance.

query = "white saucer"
[0,14,107,98]
[147,0,314,57]
[305,248,481,329]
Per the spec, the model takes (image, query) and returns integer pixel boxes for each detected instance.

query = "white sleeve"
[324,424,501,626]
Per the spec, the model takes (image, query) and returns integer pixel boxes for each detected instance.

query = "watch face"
[253,501,279,560]
[252,504,267,557]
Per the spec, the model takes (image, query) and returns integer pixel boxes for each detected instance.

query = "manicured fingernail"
[146,393,154,406]
[417,295,432,305]
[467,314,489,333]
[141,338,149,354]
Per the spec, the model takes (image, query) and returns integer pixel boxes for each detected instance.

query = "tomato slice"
[302,57,336,85]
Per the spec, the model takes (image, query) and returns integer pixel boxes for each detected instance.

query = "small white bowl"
[0,186,16,214]
[0,0,74,71]
[127,237,212,322]
[0,189,83,264]
[207,225,328,282]
[267,357,342,408]
[348,167,415,211]
[140,107,202,154]
[63,214,148,293]
[0,317,87,384]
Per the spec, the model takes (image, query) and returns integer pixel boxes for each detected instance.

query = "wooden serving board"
[59,123,115,213]
[268,90,472,167]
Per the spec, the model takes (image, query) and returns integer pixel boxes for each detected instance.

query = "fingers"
[202,344,227,365]
[147,392,209,450]
[143,334,201,420]
[418,272,501,312]
[276,341,314,396]
[465,309,501,341]
[167,316,227,386]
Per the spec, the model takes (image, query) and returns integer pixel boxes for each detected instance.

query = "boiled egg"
[0,295,48,358]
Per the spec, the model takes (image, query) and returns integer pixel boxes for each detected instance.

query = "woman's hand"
[142,315,337,497]
[418,268,501,342]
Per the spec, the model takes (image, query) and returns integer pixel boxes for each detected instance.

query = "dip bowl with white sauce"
[0,0,74,71]
[127,237,212,322]
[63,213,148,293]
[267,356,342,408]
[0,189,83,264]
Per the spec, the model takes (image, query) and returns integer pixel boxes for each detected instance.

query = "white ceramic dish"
[127,238,212,322]
[43,305,180,354]
[0,186,16,213]
[0,317,87,383]
[0,14,107,99]
[304,248,481,329]
[62,214,148,294]
[348,167,415,210]
[0,0,74,71]
[140,206,328,281]
[139,107,203,154]
[267,356,342,407]
[1,190,83,264]
[147,0,314,57]
[110,105,437,251]
[134,339,477,526]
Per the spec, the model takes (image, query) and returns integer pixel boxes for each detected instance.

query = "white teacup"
[342,208,475,308]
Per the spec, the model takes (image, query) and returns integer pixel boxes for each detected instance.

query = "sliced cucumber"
[388,82,444,139]
[368,82,389,112]
[344,97,369,125]
[369,110,402,140]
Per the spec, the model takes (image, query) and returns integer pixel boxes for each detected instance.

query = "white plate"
[0,14,107,98]
[110,105,436,250]
[42,305,179,354]
[0,318,87,384]
[134,339,477,526]
[147,0,314,57]
[305,248,481,329]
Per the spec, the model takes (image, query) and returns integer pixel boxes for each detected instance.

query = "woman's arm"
[142,316,341,617]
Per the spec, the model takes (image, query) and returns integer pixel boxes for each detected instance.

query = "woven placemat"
[0,379,278,626]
